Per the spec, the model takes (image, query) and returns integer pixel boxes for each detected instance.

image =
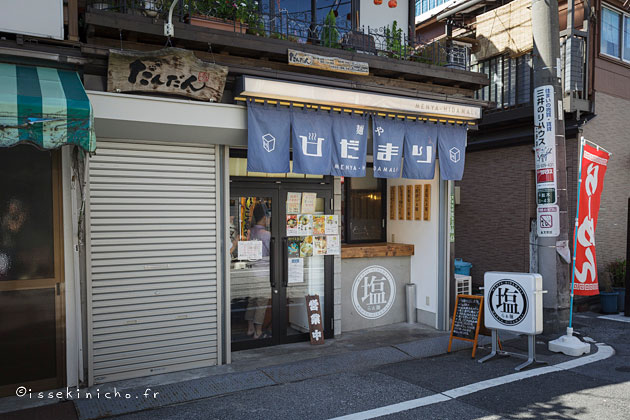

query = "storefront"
[37,58,482,386]
[0,63,95,396]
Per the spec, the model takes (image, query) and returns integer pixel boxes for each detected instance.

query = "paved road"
[103,314,629,420]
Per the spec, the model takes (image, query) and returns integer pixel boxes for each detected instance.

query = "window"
[416,0,450,17]
[601,6,630,62]
[602,7,622,58]
[341,168,387,243]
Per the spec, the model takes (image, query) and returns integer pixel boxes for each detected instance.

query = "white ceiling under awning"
[238,76,482,120]
[87,91,248,146]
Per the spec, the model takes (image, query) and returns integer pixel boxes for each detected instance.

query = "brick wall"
[582,92,630,275]
[456,99,625,288]
[454,144,537,287]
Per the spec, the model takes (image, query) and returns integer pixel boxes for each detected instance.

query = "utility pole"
[532,0,570,333]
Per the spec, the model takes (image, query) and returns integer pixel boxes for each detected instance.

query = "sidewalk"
[1,322,497,420]
[15,315,619,420]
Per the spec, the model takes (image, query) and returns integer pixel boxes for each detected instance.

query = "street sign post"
[479,272,547,370]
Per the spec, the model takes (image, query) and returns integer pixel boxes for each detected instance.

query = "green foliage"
[606,258,626,288]
[384,20,404,59]
[320,10,340,48]
[185,0,259,24]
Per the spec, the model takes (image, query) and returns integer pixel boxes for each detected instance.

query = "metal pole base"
[478,331,547,371]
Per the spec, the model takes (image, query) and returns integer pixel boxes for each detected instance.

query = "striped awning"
[0,63,95,152]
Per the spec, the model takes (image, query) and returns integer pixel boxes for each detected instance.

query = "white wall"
[360,0,409,33]
[387,164,440,320]
[0,0,64,40]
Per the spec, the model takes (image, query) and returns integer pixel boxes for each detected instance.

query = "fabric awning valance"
[0,63,95,152]
[247,101,468,181]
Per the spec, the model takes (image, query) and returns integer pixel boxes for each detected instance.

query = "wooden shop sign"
[390,186,396,220]
[305,294,325,345]
[288,49,369,75]
[107,47,228,102]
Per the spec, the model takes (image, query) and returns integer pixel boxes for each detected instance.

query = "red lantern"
[388,0,397,7]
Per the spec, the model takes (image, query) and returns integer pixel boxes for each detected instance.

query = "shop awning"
[246,100,469,181]
[0,63,95,152]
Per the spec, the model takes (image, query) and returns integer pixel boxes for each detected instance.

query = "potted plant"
[599,270,619,314]
[320,10,340,48]
[607,258,626,312]
[186,0,255,34]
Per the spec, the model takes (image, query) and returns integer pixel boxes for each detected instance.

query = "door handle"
[282,237,288,288]
[270,236,276,288]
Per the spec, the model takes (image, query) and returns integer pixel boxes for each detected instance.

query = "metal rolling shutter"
[86,140,219,384]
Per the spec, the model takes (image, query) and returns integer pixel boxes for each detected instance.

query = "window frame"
[600,4,630,64]
[342,167,388,244]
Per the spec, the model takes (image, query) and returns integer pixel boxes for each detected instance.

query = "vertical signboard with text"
[534,85,558,237]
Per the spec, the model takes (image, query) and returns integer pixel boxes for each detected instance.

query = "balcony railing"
[87,0,471,70]
[472,52,533,110]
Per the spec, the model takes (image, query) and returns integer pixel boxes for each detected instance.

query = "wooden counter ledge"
[341,243,415,259]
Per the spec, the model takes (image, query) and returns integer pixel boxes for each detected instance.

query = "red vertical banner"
[573,144,611,296]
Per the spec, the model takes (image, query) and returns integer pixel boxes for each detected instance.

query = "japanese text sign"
[107,47,227,102]
[372,116,404,178]
[305,294,324,345]
[331,114,368,177]
[573,143,611,296]
[534,85,557,205]
[291,111,333,175]
[402,121,437,179]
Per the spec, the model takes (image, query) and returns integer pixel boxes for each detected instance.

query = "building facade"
[0,0,488,395]
[415,0,630,305]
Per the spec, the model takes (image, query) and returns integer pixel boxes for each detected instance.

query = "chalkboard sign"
[448,295,483,358]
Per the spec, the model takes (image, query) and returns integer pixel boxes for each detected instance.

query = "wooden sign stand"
[448,294,483,358]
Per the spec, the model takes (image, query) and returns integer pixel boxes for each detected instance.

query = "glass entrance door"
[0,145,65,396]
[230,182,333,350]
[229,191,277,349]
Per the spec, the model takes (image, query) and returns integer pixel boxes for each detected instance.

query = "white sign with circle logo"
[351,265,396,319]
[484,272,543,335]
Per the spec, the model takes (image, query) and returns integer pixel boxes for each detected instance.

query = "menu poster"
[325,215,339,235]
[286,215,299,236]
[300,235,314,257]
[287,237,302,258]
[297,214,313,236]
[237,240,262,261]
[414,185,422,220]
[406,185,413,220]
[301,192,317,214]
[397,185,405,220]
[314,236,327,255]
[313,215,326,235]
[287,257,304,284]
[287,192,302,214]
[390,186,396,220]
[326,235,340,255]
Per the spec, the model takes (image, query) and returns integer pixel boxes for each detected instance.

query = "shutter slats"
[88,141,219,384]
